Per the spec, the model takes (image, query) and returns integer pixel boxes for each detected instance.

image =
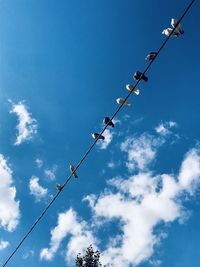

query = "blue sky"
[0,1,200,267]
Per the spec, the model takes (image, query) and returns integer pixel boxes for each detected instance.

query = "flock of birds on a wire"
[3,1,195,263]
[3,1,198,265]
[56,18,185,191]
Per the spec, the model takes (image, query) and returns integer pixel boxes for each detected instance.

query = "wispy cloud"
[107,160,121,170]
[149,259,162,267]
[40,208,96,262]
[0,240,9,250]
[44,166,56,180]
[98,129,113,150]
[22,250,34,260]
[107,161,116,169]
[29,176,48,201]
[120,133,164,171]
[9,100,37,145]
[155,121,177,136]
[121,121,178,172]
[35,158,43,169]
[0,154,20,232]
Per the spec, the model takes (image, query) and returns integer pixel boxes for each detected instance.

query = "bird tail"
[142,75,148,82]
[133,88,140,95]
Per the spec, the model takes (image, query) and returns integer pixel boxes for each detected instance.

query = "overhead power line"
[1,1,196,266]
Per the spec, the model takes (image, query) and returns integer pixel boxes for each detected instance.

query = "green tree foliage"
[76,245,105,267]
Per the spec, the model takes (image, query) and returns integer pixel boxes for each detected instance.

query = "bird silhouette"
[133,71,148,82]
[69,164,78,178]
[56,184,64,191]
[162,27,180,37]
[91,133,105,140]
[126,84,140,95]
[103,117,114,127]
[171,18,184,34]
[145,52,158,61]
[116,98,131,106]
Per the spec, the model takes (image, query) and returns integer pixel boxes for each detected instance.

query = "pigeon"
[56,184,64,191]
[126,84,140,95]
[69,164,78,178]
[162,28,180,37]
[171,18,184,34]
[103,117,114,127]
[91,133,105,140]
[133,71,148,82]
[145,52,158,61]
[116,98,131,106]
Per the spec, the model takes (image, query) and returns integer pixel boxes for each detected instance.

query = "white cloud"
[85,147,200,267]
[40,208,96,262]
[44,166,56,180]
[10,100,37,145]
[0,240,9,250]
[121,133,164,171]
[178,148,200,194]
[155,121,177,136]
[35,158,43,168]
[29,176,48,201]
[98,129,113,150]
[0,155,20,232]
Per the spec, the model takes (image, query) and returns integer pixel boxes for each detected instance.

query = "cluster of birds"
[56,18,184,192]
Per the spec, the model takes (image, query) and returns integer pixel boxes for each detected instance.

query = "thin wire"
[1,1,196,266]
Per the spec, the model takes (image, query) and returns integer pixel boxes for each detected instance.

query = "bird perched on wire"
[116,98,131,106]
[145,52,158,61]
[103,117,114,127]
[171,18,184,34]
[56,184,64,191]
[162,27,180,37]
[69,164,78,178]
[91,133,105,140]
[133,71,148,82]
[126,84,140,95]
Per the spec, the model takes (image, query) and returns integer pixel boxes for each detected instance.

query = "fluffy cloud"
[0,155,20,232]
[120,133,164,171]
[0,240,9,250]
[40,208,96,261]
[29,176,48,201]
[85,147,200,267]
[10,100,37,145]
